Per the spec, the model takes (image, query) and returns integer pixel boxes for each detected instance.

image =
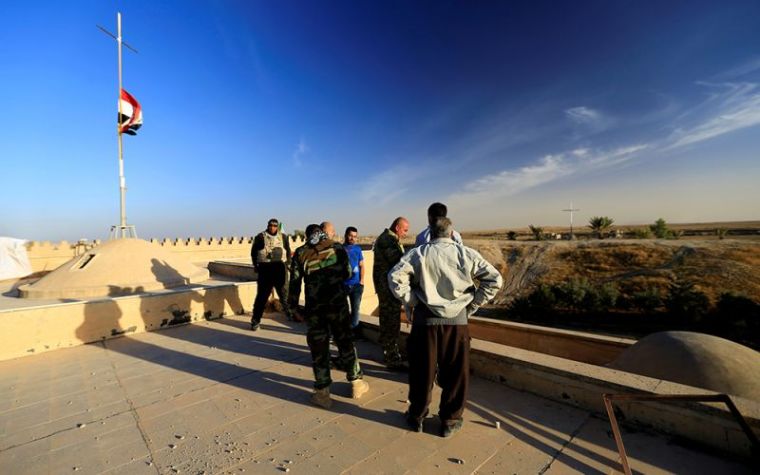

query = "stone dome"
[18,238,209,299]
[609,331,760,400]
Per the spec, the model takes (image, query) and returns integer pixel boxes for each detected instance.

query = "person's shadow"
[73,257,408,475]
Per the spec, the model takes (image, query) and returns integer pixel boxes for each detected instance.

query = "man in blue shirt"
[415,202,463,247]
[343,226,365,340]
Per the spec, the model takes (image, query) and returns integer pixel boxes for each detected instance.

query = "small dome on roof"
[19,238,209,299]
[609,331,760,400]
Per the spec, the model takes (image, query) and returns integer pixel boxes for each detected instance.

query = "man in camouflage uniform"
[288,224,369,408]
[372,216,410,369]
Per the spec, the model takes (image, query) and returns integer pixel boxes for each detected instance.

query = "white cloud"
[717,57,760,80]
[359,165,422,205]
[292,138,309,167]
[581,144,648,167]
[448,144,649,209]
[571,148,589,158]
[565,106,601,125]
[448,154,571,208]
[665,82,760,150]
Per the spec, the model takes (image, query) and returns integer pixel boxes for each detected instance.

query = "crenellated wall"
[24,236,307,273]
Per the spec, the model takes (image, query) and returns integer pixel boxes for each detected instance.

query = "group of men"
[249,203,502,437]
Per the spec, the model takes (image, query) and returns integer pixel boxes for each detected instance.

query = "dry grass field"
[461,220,760,241]
[357,222,759,344]
[464,238,760,306]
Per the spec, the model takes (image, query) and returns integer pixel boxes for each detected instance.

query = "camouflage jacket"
[372,228,404,294]
[288,239,351,314]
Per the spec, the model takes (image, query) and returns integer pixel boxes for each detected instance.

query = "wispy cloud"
[363,68,760,214]
[292,138,309,167]
[664,82,760,150]
[565,106,601,125]
[448,144,648,209]
[451,154,570,205]
[716,57,760,80]
[565,105,615,135]
[359,165,423,205]
[580,144,648,167]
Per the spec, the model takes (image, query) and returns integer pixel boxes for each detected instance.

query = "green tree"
[508,284,557,320]
[588,216,615,239]
[713,292,760,332]
[507,230,518,241]
[650,218,671,239]
[665,280,709,323]
[631,287,663,313]
[553,278,592,312]
[528,225,544,241]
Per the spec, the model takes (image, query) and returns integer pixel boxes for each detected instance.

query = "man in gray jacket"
[388,217,502,437]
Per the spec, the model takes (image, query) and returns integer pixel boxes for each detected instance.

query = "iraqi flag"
[118,89,143,135]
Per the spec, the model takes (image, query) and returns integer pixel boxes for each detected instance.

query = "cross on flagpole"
[562,202,580,240]
[98,12,139,239]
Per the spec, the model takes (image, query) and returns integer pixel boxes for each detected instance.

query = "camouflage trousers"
[306,304,362,389]
[377,287,403,364]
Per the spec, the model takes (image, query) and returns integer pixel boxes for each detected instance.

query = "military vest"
[257,232,286,263]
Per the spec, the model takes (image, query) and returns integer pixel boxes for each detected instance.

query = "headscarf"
[305,223,327,246]
[308,229,327,246]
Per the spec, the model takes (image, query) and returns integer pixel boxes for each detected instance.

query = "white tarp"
[0,237,32,281]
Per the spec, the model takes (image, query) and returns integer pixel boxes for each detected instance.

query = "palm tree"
[588,216,614,239]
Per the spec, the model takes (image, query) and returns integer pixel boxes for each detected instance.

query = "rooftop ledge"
[0,280,758,469]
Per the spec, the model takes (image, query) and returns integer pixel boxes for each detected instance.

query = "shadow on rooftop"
[76,280,407,431]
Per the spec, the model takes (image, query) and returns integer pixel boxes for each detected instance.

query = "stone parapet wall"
[24,236,307,273]
[0,282,256,360]
[359,316,760,459]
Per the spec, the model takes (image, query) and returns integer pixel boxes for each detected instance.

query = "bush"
[631,287,663,313]
[528,284,557,310]
[508,284,557,319]
[665,280,709,323]
[598,282,620,308]
[554,278,593,311]
[714,292,760,331]
[650,218,671,239]
[632,228,653,239]
[507,231,518,241]
[573,281,618,313]
[716,228,728,240]
[528,225,544,241]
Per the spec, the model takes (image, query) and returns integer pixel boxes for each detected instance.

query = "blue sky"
[1,1,759,241]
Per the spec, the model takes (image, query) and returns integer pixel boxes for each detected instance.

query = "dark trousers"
[252,263,289,323]
[306,304,362,389]
[406,310,470,425]
[377,287,402,362]
[345,283,364,328]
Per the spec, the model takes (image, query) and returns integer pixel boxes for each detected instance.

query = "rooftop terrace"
[0,313,753,474]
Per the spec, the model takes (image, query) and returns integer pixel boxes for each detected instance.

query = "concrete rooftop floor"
[0,314,753,474]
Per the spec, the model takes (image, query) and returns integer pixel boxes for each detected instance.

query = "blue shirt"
[343,244,364,286]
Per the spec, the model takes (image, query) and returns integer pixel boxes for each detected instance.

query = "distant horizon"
[2,2,759,241]
[13,219,760,243]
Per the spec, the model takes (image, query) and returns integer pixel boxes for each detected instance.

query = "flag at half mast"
[118,89,143,135]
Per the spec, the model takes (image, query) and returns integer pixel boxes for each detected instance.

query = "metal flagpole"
[99,12,138,239]
[117,12,127,238]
